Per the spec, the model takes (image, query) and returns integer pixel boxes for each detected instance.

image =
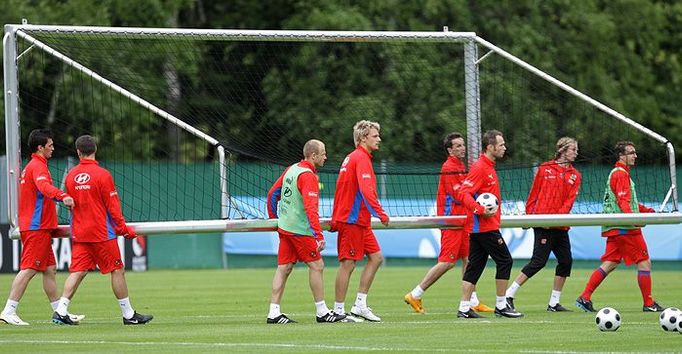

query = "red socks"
[637,270,653,306]
[581,267,607,301]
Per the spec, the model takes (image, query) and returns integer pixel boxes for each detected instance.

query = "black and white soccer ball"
[677,314,682,334]
[596,307,621,332]
[475,192,499,214]
[659,307,682,332]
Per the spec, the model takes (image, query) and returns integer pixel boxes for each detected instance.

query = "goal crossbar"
[8,213,682,239]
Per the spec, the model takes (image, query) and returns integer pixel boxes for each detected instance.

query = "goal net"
[4,26,678,235]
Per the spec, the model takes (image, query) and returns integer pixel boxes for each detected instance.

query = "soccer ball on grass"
[595,307,621,332]
[475,192,498,214]
[659,307,682,332]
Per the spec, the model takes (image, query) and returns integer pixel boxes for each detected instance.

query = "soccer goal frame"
[4,24,680,238]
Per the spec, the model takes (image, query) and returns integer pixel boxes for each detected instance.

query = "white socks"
[354,292,368,308]
[2,299,18,315]
[469,291,480,307]
[118,297,135,319]
[268,303,281,319]
[549,290,561,307]
[334,302,345,315]
[495,296,507,310]
[506,281,521,298]
[315,301,330,317]
[458,300,470,313]
[55,297,70,316]
[50,300,59,311]
[410,285,424,299]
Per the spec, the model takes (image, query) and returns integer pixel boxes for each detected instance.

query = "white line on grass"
[0,339,521,352]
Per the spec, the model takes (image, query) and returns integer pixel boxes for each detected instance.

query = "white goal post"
[3,24,680,238]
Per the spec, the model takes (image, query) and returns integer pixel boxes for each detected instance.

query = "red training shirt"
[436,155,471,232]
[65,159,130,242]
[525,160,581,230]
[456,154,501,233]
[19,153,70,231]
[267,160,324,240]
[331,146,388,227]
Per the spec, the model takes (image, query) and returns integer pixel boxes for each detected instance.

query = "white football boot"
[350,305,382,322]
[0,312,29,326]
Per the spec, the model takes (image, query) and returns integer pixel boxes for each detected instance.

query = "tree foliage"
[1,0,679,165]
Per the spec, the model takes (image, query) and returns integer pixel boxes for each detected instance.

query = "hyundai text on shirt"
[65,159,129,242]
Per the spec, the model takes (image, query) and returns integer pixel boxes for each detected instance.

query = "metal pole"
[665,141,678,211]
[34,213,681,238]
[12,25,477,43]
[463,40,481,167]
[3,25,21,232]
[217,145,228,268]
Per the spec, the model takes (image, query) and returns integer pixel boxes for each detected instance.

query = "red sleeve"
[638,204,655,213]
[558,171,581,214]
[456,165,485,215]
[525,166,545,214]
[610,170,633,213]
[33,164,68,201]
[100,171,128,235]
[267,167,289,219]
[298,172,324,240]
[356,157,388,222]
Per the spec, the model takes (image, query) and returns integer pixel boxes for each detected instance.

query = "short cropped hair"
[353,120,381,147]
[303,139,324,158]
[614,141,635,158]
[482,130,503,150]
[75,135,97,156]
[554,137,577,159]
[27,129,53,153]
[443,132,464,152]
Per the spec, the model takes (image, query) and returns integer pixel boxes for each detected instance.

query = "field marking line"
[0,339,514,352]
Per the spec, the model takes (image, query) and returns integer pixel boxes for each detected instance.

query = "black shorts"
[462,230,513,284]
[521,228,572,278]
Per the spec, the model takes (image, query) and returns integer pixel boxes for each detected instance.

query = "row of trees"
[1,0,680,168]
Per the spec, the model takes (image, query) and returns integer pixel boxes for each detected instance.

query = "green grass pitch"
[1,264,681,352]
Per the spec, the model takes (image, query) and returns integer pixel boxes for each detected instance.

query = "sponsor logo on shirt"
[361,173,371,179]
[74,173,92,190]
[308,192,318,197]
[74,173,90,184]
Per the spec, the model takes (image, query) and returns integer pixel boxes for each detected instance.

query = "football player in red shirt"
[404,132,492,314]
[1,129,78,326]
[51,135,153,325]
[265,139,346,324]
[505,137,581,312]
[456,130,523,319]
[576,141,663,312]
[331,120,389,322]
